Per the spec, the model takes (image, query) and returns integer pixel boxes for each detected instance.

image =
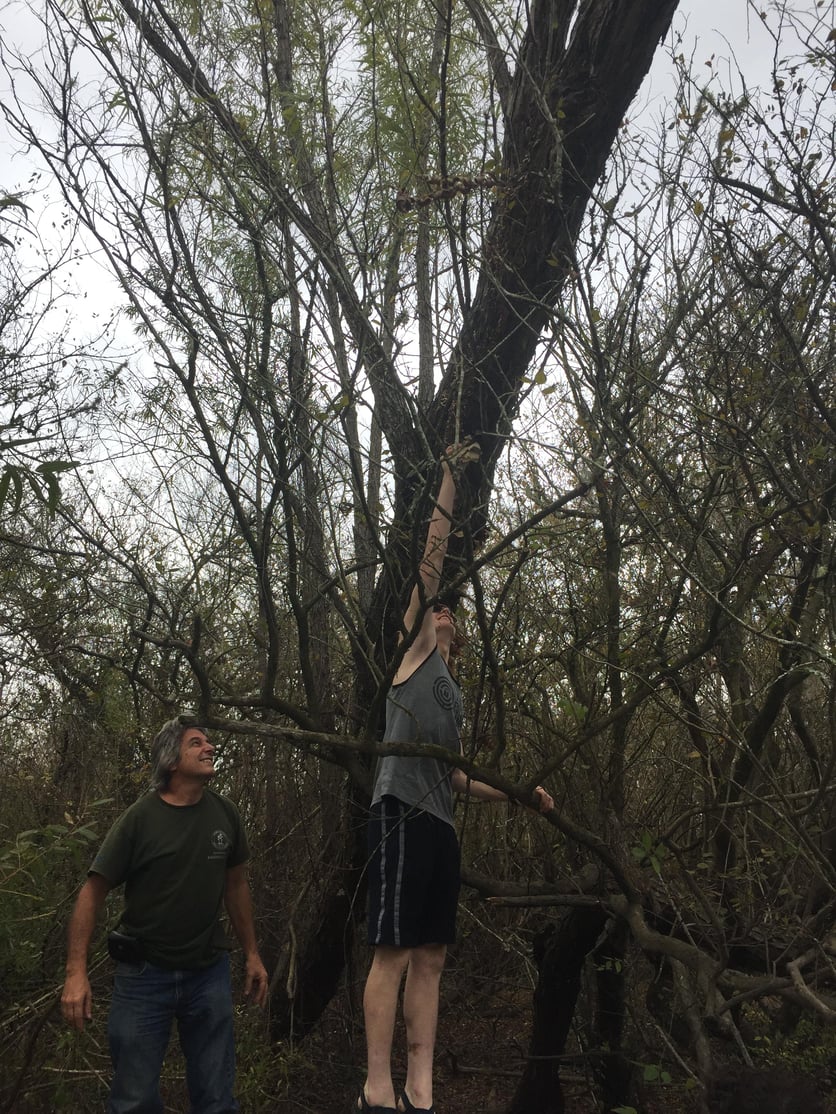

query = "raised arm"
[61,872,112,1031]
[402,457,456,627]
[396,443,478,677]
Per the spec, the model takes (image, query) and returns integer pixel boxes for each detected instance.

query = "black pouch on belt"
[107,930,145,963]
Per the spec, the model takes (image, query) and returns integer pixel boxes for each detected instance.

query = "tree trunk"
[268,790,368,1041]
[508,907,607,1114]
[594,919,634,1110]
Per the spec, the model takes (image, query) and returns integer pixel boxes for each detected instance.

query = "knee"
[370,945,412,980]
[408,945,447,981]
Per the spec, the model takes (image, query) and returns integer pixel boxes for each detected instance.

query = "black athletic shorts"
[366,795,461,948]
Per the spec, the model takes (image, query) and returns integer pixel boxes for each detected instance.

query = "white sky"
[649,1,773,98]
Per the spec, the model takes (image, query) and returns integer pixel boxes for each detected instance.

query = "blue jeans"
[107,952,238,1114]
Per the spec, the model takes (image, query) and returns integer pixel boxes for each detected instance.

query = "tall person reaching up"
[358,442,553,1114]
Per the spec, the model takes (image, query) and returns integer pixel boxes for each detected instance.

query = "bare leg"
[401,944,447,1110]
[363,945,412,1108]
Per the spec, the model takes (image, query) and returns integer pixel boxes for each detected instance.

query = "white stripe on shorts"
[375,799,406,946]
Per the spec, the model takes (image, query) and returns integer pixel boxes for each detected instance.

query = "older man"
[60,717,268,1114]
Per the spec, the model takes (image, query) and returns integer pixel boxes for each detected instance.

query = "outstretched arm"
[402,457,457,629]
[61,872,112,1031]
[451,769,554,813]
[396,443,479,676]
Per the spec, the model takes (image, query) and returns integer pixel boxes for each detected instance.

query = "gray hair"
[149,717,187,791]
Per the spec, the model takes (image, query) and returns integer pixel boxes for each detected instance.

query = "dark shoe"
[356,1090,398,1114]
[399,1090,436,1114]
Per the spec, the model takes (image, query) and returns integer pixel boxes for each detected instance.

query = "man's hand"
[61,970,93,1031]
[441,439,481,474]
[243,953,269,1008]
[531,785,554,814]
[60,873,110,1032]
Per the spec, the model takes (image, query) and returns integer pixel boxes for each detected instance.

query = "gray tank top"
[372,648,463,826]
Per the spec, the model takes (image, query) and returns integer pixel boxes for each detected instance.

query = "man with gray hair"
[60,717,268,1113]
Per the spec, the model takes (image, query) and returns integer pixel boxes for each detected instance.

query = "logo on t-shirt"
[433,676,463,726]
[210,829,232,857]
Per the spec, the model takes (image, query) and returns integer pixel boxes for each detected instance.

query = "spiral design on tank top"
[433,675,457,711]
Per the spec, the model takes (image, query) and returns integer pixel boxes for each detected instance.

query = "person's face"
[172,728,216,781]
[433,604,456,637]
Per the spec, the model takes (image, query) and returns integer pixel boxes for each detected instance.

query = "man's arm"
[451,769,554,812]
[224,863,268,1007]
[397,443,477,676]
[61,872,112,1031]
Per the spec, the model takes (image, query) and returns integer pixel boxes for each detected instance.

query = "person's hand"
[531,785,554,814]
[61,971,93,1031]
[441,439,481,474]
[243,953,269,1008]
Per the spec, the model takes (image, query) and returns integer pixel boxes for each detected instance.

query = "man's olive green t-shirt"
[90,790,249,970]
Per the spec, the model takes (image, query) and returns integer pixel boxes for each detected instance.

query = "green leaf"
[0,470,11,511]
[0,194,29,216]
[36,460,79,475]
[4,467,24,514]
[42,472,62,514]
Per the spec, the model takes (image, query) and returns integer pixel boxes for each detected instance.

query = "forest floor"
[11,946,835,1112]
[268,997,600,1114]
[261,975,697,1114]
[260,969,836,1114]
[11,979,836,1113]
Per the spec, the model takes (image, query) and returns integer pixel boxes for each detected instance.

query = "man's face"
[433,603,456,632]
[173,728,216,781]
